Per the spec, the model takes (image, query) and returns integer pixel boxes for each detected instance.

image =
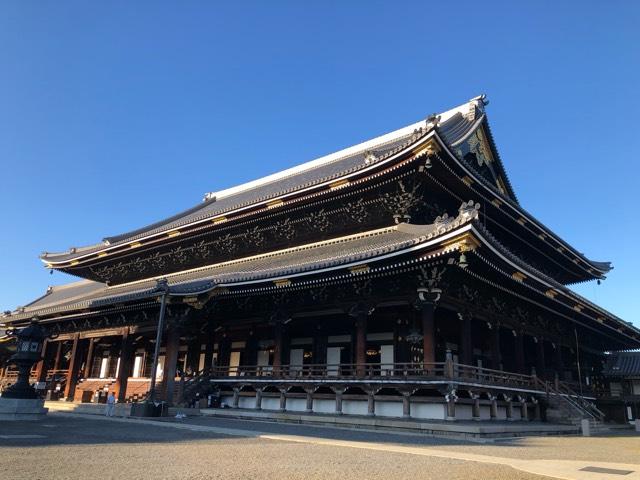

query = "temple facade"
[2,95,639,423]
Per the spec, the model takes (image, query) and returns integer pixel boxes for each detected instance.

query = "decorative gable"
[455,123,513,201]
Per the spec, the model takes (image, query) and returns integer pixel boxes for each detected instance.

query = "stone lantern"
[0,318,49,420]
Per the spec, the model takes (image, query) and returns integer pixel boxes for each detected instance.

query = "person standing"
[105,391,116,417]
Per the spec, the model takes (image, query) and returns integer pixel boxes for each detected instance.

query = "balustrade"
[201,361,538,388]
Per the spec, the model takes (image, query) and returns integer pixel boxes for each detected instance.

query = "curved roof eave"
[8,206,482,322]
[40,131,436,266]
[467,223,640,344]
[430,128,612,279]
[40,98,484,266]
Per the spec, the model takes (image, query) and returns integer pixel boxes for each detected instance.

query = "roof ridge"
[205,99,480,203]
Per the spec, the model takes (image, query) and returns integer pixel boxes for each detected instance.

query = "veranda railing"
[199,361,538,388]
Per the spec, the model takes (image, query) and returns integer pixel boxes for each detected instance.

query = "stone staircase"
[537,378,606,430]
[178,370,218,407]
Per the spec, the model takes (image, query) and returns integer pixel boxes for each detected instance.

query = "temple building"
[2,95,639,424]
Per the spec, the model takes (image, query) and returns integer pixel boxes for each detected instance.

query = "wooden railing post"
[445,350,455,378]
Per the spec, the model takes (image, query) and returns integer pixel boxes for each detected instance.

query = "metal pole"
[574,327,584,398]
[148,281,169,403]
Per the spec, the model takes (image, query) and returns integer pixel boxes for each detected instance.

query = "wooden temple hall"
[2,95,639,423]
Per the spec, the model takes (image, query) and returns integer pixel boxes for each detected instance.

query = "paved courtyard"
[0,413,639,480]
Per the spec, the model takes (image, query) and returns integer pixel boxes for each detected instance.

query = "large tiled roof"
[42,98,482,263]
[9,210,476,322]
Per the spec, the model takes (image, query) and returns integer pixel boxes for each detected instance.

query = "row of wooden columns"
[212,300,565,381]
[34,326,185,403]
[458,315,564,378]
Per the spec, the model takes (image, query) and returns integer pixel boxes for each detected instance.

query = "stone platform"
[199,407,578,439]
[0,397,48,421]
[44,400,131,417]
[42,401,579,438]
[44,400,199,418]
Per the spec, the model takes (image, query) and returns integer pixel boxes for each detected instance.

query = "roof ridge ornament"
[467,94,488,121]
[458,200,481,221]
[470,94,488,108]
[425,114,440,131]
[433,200,480,232]
[363,150,378,164]
[202,192,217,203]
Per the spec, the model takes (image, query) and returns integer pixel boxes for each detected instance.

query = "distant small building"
[598,352,640,423]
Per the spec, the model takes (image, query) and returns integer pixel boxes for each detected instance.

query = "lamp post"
[1,318,47,399]
[130,279,170,418]
[0,317,50,420]
[148,278,169,404]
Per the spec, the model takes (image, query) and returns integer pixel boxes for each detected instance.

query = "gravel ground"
[159,414,640,464]
[0,415,547,480]
[428,433,640,463]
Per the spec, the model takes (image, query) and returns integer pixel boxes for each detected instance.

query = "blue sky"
[0,1,638,325]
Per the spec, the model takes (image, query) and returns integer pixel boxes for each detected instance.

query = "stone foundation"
[0,397,48,421]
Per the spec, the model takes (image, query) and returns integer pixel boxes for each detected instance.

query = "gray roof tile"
[43,104,477,262]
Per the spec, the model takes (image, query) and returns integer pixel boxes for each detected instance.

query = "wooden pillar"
[254,388,263,410]
[533,399,541,421]
[536,337,546,379]
[63,334,82,401]
[395,318,410,365]
[232,387,240,408]
[305,387,314,413]
[115,328,133,403]
[489,395,498,420]
[459,313,472,366]
[312,325,327,369]
[52,341,63,372]
[203,333,215,371]
[421,302,436,370]
[355,314,367,377]
[272,322,283,371]
[515,331,525,374]
[218,334,231,368]
[186,336,200,374]
[505,397,514,421]
[279,388,287,412]
[520,397,529,421]
[334,387,344,415]
[491,323,501,370]
[163,327,180,404]
[245,331,258,368]
[367,388,375,416]
[402,391,411,418]
[471,393,481,421]
[83,338,96,378]
[35,339,49,382]
[349,303,371,377]
[445,388,457,421]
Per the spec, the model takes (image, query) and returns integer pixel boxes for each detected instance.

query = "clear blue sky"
[0,2,638,325]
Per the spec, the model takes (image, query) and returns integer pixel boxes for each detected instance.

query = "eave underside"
[5,217,639,351]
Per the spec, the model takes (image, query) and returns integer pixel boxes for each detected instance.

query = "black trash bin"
[207,392,221,408]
